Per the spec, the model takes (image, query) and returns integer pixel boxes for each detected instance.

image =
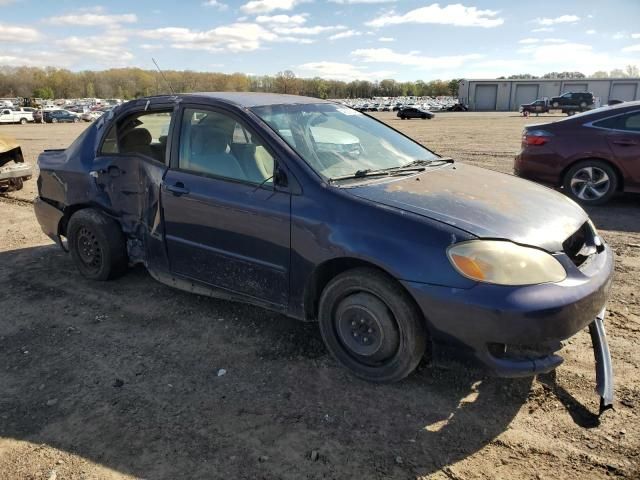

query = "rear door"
[601,111,640,188]
[161,104,291,306]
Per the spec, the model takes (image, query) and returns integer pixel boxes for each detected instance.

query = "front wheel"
[73,117,80,123]
[552,101,559,108]
[20,118,27,124]
[318,268,427,383]
[563,160,618,205]
[51,118,58,123]
[67,209,128,280]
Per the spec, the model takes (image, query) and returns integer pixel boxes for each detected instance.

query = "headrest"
[121,128,152,148]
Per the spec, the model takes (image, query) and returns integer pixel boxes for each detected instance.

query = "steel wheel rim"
[334,293,399,365]
[76,226,102,272]
[570,166,610,200]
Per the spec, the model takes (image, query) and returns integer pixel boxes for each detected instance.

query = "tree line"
[0,66,461,101]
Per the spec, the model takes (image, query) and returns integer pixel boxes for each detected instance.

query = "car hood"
[346,163,587,252]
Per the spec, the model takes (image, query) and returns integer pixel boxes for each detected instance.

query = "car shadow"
[0,244,590,479]
[584,194,640,234]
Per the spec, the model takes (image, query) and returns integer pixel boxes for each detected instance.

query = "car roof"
[187,92,333,108]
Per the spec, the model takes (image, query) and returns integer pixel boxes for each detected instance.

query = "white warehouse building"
[458,78,640,111]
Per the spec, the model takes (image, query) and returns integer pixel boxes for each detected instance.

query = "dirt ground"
[0,112,638,480]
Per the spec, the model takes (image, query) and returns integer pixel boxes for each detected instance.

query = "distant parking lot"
[1,112,638,479]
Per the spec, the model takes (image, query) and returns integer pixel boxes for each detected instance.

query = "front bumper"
[403,244,614,403]
[0,162,32,181]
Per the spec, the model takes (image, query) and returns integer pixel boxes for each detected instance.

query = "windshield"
[251,103,437,180]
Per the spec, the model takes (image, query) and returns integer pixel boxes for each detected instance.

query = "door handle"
[612,139,638,146]
[166,182,190,196]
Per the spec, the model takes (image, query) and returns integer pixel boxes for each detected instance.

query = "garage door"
[475,84,498,110]
[562,83,588,93]
[611,83,638,102]
[514,84,539,110]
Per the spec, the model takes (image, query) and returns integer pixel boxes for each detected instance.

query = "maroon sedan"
[515,101,640,205]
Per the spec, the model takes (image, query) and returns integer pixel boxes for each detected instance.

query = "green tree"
[33,86,54,99]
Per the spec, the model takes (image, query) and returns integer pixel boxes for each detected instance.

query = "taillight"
[522,129,553,146]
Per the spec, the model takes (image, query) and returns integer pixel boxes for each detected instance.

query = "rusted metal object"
[0,134,32,192]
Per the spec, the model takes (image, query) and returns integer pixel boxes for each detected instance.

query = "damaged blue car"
[34,93,614,408]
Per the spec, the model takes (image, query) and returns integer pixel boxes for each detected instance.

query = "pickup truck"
[0,108,34,124]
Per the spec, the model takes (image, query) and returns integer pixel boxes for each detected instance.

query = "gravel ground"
[0,112,638,479]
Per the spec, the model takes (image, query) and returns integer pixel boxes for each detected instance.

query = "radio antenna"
[152,57,175,94]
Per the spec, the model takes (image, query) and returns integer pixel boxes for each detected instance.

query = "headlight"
[447,240,566,286]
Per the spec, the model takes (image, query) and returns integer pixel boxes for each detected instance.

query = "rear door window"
[99,111,173,162]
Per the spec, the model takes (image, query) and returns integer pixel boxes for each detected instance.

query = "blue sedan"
[34,93,614,408]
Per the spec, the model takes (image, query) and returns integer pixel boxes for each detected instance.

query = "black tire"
[563,160,618,206]
[422,115,427,119]
[20,117,27,124]
[67,209,128,280]
[580,101,587,108]
[400,116,405,120]
[552,101,559,108]
[51,118,58,123]
[318,267,427,383]
[73,117,79,123]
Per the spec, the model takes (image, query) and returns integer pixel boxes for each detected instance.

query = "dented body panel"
[34,93,614,401]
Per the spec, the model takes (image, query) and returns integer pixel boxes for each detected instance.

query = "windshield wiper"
[329,158,454,183]
[395,157,454,169]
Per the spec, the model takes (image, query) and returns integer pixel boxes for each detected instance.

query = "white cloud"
[240,0,303,14]
[0,23,41,42]
[378,36,395,42]
[56,34,134,64]
[532,27,553,32]
[329,30,361,40]
[46,12,138,26]
[255,14,307,25]
[273,24,346,35]
[518,38,538,44]
[202,0,228,10]
[533,15,579,26]
[297,61,393,81]
[366,4,504,28]
[632,33,640,39]
[329,0,396,3]
[543,38,565,43]
[139,23,316,52]
[140,43,164,50]
[586,29,596,34]
[514,41,639,74]
[352,47,484,70]
[622,44,640,53]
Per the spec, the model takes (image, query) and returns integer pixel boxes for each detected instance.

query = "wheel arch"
[560,157,625,192]
[302,257,433,335]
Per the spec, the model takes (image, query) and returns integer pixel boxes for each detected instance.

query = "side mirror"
[274,166,288,188]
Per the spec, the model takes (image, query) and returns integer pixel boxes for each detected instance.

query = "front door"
[605,111,640,189]
[161,105,291,306]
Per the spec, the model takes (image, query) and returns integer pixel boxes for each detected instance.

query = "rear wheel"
[67,209,128,280]
[580,101,587,108]
[318,267,427,383]
[563,160,618,205]
[20,117,27,124]
[73,117,80,123]
[51,118,58,123]
[552,101,559,108]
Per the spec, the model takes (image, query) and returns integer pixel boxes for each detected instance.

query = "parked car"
[0,108,33,124]
[550,91,594,109]
[515,101,640,205]
[397,107,434,119]
[34,93,614,407]
[520,99,550,115]
[40,110,81,123]
[81,111,104,122]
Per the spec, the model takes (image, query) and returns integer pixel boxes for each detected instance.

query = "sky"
[0,0,639,81]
